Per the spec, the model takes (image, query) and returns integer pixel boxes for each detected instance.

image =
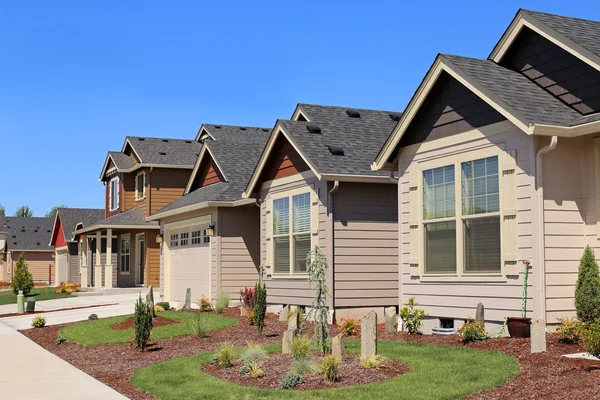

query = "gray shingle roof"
[108,152,134,170]
[56,208,105,242]
[126,136,203,166]
[1,217,54,252]
[77,208,158,233]
[151,182,238,215]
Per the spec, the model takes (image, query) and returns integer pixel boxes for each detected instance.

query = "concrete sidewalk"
[0,321,127,399]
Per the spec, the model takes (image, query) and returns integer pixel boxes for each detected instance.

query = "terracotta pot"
[507,317,531,338]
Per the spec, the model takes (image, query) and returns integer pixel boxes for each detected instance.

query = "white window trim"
[411,144,515,282]
[109,177,120,212]
[135,171,147,201]
[120,234,131,274]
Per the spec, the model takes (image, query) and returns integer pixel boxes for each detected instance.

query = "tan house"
[147,125,270,303]
[372,9,600,332]
[243,104,400,320]
[0,217,55,283]
[74,136,202,288]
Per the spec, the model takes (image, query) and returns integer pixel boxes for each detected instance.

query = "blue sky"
[0,1,598,216]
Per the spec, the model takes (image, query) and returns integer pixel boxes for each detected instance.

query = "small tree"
[0,203,5,217]
[14,205,33,217]
[45,205,67,219]
[575,246,600,324]
[253,282,267,333]
[306,246,329,355]
[134,295,153,351]
[11,253,34,295]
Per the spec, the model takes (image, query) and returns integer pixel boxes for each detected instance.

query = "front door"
[135,233,145,285]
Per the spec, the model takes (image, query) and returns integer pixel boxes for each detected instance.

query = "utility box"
[26,297,36,312]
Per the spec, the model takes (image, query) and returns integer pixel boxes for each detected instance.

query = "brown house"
[74,136,202,288]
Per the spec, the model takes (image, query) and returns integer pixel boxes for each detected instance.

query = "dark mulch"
[0,303,117,318]
[111,315,181,330]
[202,351,409,390]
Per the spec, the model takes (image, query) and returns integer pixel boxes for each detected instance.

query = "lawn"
[0,287,71,305]
[60,311,238,346]
[131,340,519,400]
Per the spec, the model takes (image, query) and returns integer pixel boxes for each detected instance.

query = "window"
[135,171,146,201]
[191,230,202,245]
[109,178,119,211]
[421,155,501,275]
[120,236,130,273]
[180,231,189,246]
[203,230,210,243]
[273,192,311,274]
[170,233,179,247]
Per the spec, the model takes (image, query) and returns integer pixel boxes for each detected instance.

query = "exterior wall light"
[206,224,215,237]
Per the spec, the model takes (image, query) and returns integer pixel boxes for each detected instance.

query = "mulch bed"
[19,309,600,399]
[202,352,409,390]
[111,315,181,330]
[0,304,117,318]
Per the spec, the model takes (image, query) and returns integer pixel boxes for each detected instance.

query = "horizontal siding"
[12,251,54,283]
[149,168,190,215]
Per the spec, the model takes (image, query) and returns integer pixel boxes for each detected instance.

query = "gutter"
[327,181,339,312]
[535,135,558,323]
[146,198,257,221]
[388,171,399,183]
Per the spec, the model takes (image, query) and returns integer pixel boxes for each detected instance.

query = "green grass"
[60,311,237,346]
[131,340,519,400]
[0,287,71,305]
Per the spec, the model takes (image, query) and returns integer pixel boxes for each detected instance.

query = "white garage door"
[56,251,69,285]
[168,225,211,302]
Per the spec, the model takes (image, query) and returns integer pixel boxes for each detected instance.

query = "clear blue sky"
[0,1,598,216]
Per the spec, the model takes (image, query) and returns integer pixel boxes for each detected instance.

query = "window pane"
[292,193,311,233]
[274,236,290,273]
[423,165,455,220]
[425,221,457,273]
[293,234,311,273]
[464,217,501,272]
[137,175,144,196]
[273,198,289,235]
[461,156,499,215]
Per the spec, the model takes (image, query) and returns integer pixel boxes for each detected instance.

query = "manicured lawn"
[131,340,519,400]
[60,311,237,346]
[0,287,71,306]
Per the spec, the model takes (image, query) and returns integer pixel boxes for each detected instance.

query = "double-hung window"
[120,236,130,273]
[109,177,119,211]
[135,171,146,201]
[272,192,311,274]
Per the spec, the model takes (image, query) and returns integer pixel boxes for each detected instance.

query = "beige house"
[372,9,600,332]
[243,104,400,320]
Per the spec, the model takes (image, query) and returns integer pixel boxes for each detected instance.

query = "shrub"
[319,355,340,382]
[291,335,311,360]
[56,335,67,345]
[199,296,213,312]
[88,313,98,320]
[209,355,218,364]
[575,246,600,324]
[154,305,165,312]
[214,293,231,314]
[134,295,153,351]
[31,315,46,328]
[458,319,487,343]
[239,287,255,308]
[281,371,304,389]
[216,342,236,367]
[11,253,33,295]
[239,365,250,375]
[556,317,586,344]
[361,355,384,369]
[307,246,330,354]
[55,282,80,295]
[246,308,255,325]
[400,297,427,334]
[248,361,263,378]
[188,313,208,338]
[253,282,267,333]
[240,342,266,364]
[290,357,317,375]
[156,301,170,310]
[583,323,600,358]
[338,318,360,336]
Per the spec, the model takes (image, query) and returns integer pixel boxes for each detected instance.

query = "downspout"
[388,171,401,314]
[535,135,558,324]
[327,181,339,316]
[388,171,399,183]
[148,167,153,215]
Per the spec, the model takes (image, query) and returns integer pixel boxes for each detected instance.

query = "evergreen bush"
[575,246,600,324]
[253,282,267,333]
[134,295,153,351]
[11,253,34,295]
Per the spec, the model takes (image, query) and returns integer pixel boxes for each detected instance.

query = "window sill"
[135,197,146,202]
[417,273,507,283]
[269,273,309,280]
[120,271,130,275]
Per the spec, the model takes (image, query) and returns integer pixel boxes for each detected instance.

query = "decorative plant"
[458,319,487,343]
[521,260,531,318]
[134,295,153,351]
[56,335,67,345]
[290,357,317,375]
[199,296,213,312]
[214,293,231,314]
[31,315,46,328]
[240,342,266,364]
[253,282,267,333]
[338,317,361,336]
[583,324,600,359]
[11,253,33,295]
[291,335,311,360]
[88,313,98,321]
[361,355,384,369]
[556,317,586,344]
[154,305,165,312]
[216,342,236,367]
[306,246,330,354]
[239,287,255,308]
[188,313,208,338]
[248,361,264,378]
[575,246,600,324]
[399,297,427,334]
[282,371,304,389]
[156,301,170,310]
[319,355,340,382]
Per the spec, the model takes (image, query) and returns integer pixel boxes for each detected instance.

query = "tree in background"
[14,205,33,217]
[575,246,600,324]
[0,203,5,217]
[45,205,67,219]
[11,253,34,295]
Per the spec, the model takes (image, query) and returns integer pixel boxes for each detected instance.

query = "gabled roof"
[51,208,105,244]
[1,217,54,252]
[74,208,158,235]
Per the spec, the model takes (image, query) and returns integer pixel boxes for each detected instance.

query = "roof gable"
[187,148,226,193]
[257,134,311,185]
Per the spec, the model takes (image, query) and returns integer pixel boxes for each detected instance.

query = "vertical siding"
[398,121,535,322]
[333,182,399,308]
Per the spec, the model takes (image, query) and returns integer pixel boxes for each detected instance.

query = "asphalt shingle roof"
[78,208,158,233]
[56,208,105,242]
[126,136,203,166]
[1,217,54,251]
[108,152,134,170]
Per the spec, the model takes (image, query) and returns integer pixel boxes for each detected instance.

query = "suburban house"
[147,125,271,303]
[50,208,104,285]
[242,104,401,320]
[73,136,202,289]
[0,217,55,283]
[371,9,600,332]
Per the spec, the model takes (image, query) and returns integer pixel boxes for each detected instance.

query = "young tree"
[253,282,267,333]
[0,203,5,217]
[306,246,329,355]
[134,295,153,351]
[11,253,34,295]
[45,205,67,219]
[575,246,600,324]
[14,205,33,217]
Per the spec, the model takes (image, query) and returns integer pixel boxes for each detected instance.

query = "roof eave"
[147,198,256,221]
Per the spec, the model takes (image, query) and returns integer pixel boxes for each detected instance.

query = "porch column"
[95,231,103,288]
[105,229,114,289]
[80,235,88,288]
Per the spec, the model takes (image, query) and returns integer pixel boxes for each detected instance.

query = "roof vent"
[261,128,269,132]
[214,125,221,129]
[346,109,361,118]
[162,139,169,143]
[389,112,402,121]
[13,242,17,245]
[328,145,345,156]
[47,230,51,233]
[36,242,41,246]
[12,235,16,238]
[34,229,38,233]
[185,140,192,143]
[159,152,167,155]
[239,127,247,131]
[21,229,25,232]
[138,138,145,141]
[306,124,322,134]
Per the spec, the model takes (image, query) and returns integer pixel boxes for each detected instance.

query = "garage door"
[168,225,211,302]
[56,251,68,285]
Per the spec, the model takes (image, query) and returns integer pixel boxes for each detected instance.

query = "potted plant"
[507,260,532,338]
